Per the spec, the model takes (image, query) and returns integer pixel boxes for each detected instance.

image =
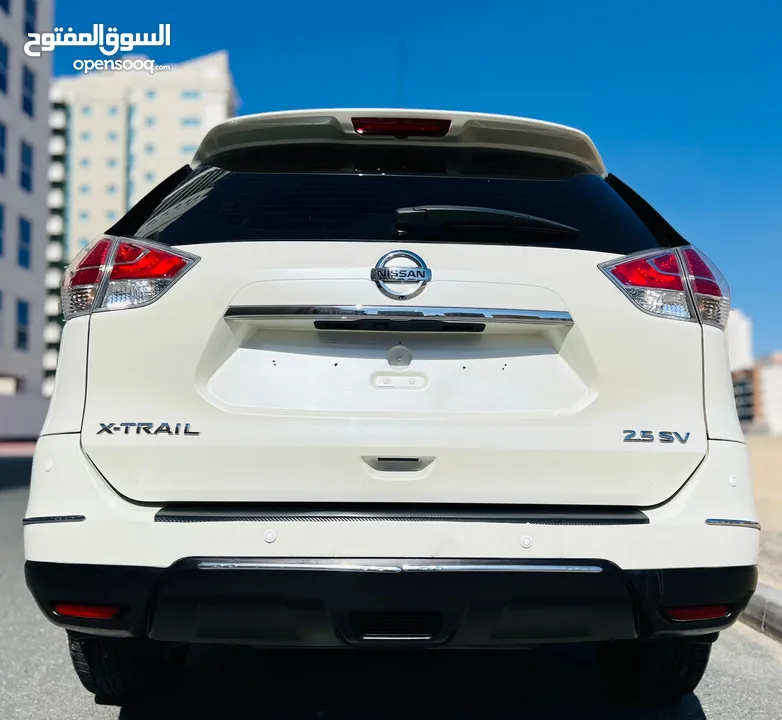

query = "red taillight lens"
[608,251,684,291]
[600,245,730,329]
[352,117,451,137]
[53,603,122,620]
[60,236,197,321]
[664,605,730,622]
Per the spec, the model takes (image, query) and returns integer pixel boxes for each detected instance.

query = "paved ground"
[3,458,782,719]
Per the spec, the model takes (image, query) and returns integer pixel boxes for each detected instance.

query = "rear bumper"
[25,559,757,647]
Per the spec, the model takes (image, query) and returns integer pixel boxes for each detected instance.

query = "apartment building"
[0,0,54,438]
[43,51,236,396]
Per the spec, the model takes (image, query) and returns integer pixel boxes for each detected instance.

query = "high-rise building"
[0,0,54,439]
[727,308,754,372]
[757,353,782,436]
[43,51,237,397]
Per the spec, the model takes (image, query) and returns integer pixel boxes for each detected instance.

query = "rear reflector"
[53,603,122,620]
[352,117,451,137]
[600,246,730,329]
[61,236,198,321]
[664,605,730,622]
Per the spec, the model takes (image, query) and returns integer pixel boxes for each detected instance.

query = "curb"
[742,583,782,643]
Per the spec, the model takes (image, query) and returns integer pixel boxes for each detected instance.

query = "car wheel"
[595,637,713,701]
[67,631,188,705]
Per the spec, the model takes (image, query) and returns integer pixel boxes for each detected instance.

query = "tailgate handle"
[362,457,435,473]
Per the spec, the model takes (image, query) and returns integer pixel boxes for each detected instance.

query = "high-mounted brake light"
[600,246,730,330]
[61,236,198,321]
[352,117,451,138]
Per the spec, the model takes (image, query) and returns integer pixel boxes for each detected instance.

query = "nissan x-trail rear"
[25,109,759,705]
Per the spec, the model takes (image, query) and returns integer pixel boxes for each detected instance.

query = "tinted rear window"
[136,157,663,255]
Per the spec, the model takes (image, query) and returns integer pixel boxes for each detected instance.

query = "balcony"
[47,217,65,237]
[43,350,60,371]
[42,377,56,399]
[44,295,61,317]
[45,268,63,290]
[50,110,67,129]
[49,135,66,155]
[43,322,62,344]
[48,162,66,183]
[47,189,65,209]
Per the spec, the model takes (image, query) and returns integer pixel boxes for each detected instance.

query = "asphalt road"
[3,458,782,719]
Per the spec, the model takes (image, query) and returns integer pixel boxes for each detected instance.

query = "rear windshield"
[136,153,663,255]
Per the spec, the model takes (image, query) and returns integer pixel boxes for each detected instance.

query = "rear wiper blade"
[395,205,579,235]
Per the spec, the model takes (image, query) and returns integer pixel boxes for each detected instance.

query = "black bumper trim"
[25,560,757,647]
[154,503,650,526]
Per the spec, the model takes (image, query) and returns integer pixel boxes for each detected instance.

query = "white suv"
[25,110,759,705]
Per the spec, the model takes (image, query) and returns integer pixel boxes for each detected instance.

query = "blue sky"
[52,0,781,354]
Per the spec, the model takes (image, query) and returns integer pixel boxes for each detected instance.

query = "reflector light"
[60,236,198,321]
[352,117,451,137]
[664,605,730,622]
[53,603,122,620]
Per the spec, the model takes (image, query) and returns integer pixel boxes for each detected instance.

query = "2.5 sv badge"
[98,422,200,436]
[623,430,690,444]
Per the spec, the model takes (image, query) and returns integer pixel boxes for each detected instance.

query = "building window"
[0,0,8,14]
[108,106,118,116]
[181,117,201,127]
[107,158,117,168]
[0,122,5,174]
[20,141,33,192]
[181,145,197,155]
[79,157,90,168]
[18,216,31,268]
[145,116,155,127]
[79,237,89,248]
[0,203,4,256]
[22,65,35,116]
[146,90,156,100]
[24,0,37,36]
[81,106,91,116]
[107,184,117,195]
[16,299,30,351]
[80,131,91,141]
[181,90,200,100]
[108,131,118,142]
[78,210,89,221]
[106,210,116,221]
[79,184,89,195]
[145,143,155,154]
[144,171,155,182]
[0,39,8,94]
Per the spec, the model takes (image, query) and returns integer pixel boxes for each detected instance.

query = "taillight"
[600,246,730,329]
[679,247,731,329]
[351,117,451,137]
[53,602,123,620]
[61,236,197,321]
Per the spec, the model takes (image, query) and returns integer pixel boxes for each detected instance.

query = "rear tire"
[67,631,187,705]
[596,637,713,701]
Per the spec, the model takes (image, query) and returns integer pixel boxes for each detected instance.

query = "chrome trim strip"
[402,563,603,573]
[224,305,573,326]
[22,515,86,526]
[705,518,762,531]
[198,561,402,573]
[197,559,603,574]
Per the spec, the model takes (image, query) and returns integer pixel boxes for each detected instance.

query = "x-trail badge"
[371,250,431,300]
